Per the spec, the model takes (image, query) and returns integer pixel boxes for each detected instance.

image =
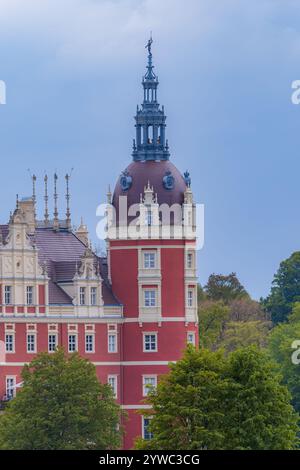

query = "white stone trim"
[122,404,152,410]
[0,360,175,367]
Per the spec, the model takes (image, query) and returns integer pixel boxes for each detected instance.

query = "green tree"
[198,301,230,349]
[262,252,300,324]
[136,346,299,450]
[220,320,270,352]
[135,347,228,450]
[198,297,271,352]
[268,302,300,413]
[223,346,298,450]
[0,348,122,450]
[204,273,248,304]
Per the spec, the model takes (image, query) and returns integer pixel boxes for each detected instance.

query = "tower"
[108,38,198,448]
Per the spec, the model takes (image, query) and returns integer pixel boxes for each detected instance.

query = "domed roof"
[112,161,187,214]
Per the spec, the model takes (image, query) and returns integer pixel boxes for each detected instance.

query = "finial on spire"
[16,194,19,209]
[44,174,49,226]
[32,174,37,220]
[53,173,59,231]
[107,185,112,204]
[65,170,73,231]
[145,33,153,56]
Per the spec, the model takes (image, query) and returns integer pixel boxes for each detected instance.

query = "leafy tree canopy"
[0,348,122,450]
[262,252,300,324]
[268,302,300,413]
[204,273,248,304]
[198,295,271,352]
[136,346,299,450]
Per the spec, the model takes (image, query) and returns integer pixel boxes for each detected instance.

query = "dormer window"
[146,208,153,226]
[79,287,86,305]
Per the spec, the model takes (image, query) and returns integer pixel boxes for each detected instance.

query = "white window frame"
[26,286,34,306]
[143,332,158,352]
[144,289,156,307]
[144,252,156,269]
[187,252,193,269]
[187,331,196,346]
[26,333,36,353]
[6,376,16,399]
[48,334,58,353]
[108,375,118,398]
[145,208,153,226]
[142,416,153,440]
[5,333,15,353]
[142,375,157,397]
[108,333,117,353]
[90,287,97,306]
[4,286,12,305]
[68,334,77,353]
[187,289,194,307]
[79,287,86,306]
[85,333,95,353]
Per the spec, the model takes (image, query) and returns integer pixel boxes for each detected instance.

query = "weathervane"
[145,33,153,56]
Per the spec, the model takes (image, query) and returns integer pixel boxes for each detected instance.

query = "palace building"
[0,39,198,449]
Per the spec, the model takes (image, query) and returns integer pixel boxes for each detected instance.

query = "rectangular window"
[144,290,156,307]
[85,334,94,353]
[26,286,34,305]
[143,333,157,352]
[108,333,117,353]
[90,287,97,306]
[27,334,36,353]
[146,209,153,226]
[6,377,16,399]
[143,417,153,440]
[5,334,14,353]
[143,376,157,396]
[187,332,196,346]
[144,252,156,269]
[187,289,194,307]
[187,253,193,269]
[48,334,57,353]
[4,286,12,305]
[79,287,86,305]
[108,375,118,398]
[68,334,77,353]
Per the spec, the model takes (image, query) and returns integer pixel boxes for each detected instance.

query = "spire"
[44,174,49,226]
[32,174,37,221]
[65,172,72,231]
[53,173,59,231]
[144,34,156,81]
[132,36,170,162]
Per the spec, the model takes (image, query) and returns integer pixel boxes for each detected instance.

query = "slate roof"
[113,160,187,224]
[0,225,120,306]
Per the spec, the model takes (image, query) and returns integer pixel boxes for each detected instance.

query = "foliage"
[0,348,122,450]
[220,320,270,352]
[198,301,230,349]
[262,252,300,324]
[204,273,248,304]
[198,293,271,352]
[268,302,300,413]
[135,346,299,450]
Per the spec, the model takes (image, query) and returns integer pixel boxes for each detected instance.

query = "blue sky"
[0,0,300,299]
